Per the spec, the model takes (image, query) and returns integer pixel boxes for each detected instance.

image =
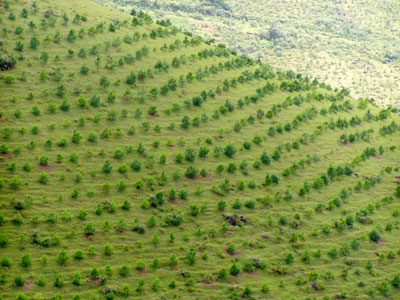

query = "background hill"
[0,0,400,300]
[97,0,400,108]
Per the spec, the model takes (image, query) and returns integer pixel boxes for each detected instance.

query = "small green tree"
[230,263,240,276]
[392,274,400,288]
[218,268,227,279]
[396,186,400,198]
[0,233,9,248]
[119,265,129,277]
[35,275,47,287]
[57,250,69,265]
[90,266,100,279]
[15,41,24,52]
[40,51,49,64]
[20,253,32,268]
[285,253,294,264]
[227,243,236,255]
[14,275,26,287]
[126,72,137,85]
[185,247,196,265]
[29,36,40,49]
[84,223,95,236]
[72,271,82,286]
[185,166,198,179]
[54,275,63,288]
[136,260,146,271]
[224,144,237,158]
[168,254,178,267]
[369,229,382,243]
[39,172,49,184]
[39,154,49,166]
[0,256,13,268]
[80,64,89,75]
[71,130,82,144]
[102,160,112,173]
[73,249,84,260]
[378,280,389,296]
[67,29,77,42]
[104,243,114,256]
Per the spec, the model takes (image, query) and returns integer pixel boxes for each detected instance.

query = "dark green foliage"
[126,72,137,85]
[84,223,95,236]
[396,186,400,198]
[224,144,237,158]
[260,151,271,165]
[102,160,112,173]
[54,276,64,288]
[119,265,129,277]
[73,250,84,260]
[165,212,183,226]
[0,233,9,248]
[80,64,89,75]
[1,256,13,267]
[0,55,16,71]
[132,223,145,234]
[0,3,398,300]
[20,253,32,268]
[392,274,400,288]
[369,229,381,243]
[185,247,196,265]
[185,165,198,179]
[149,192,165,208]
[14,275,26,287]
[29,36,40,49]
[230,263,240,276]
[72,271,82,286]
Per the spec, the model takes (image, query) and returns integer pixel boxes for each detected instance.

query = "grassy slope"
[98,0,400,108]
[0,0,400,300]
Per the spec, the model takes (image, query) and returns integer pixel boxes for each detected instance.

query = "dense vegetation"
[0,0,400,299]
[98,0,400,108]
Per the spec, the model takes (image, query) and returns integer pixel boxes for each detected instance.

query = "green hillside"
[0,1,400,300]
[97,0,400,108]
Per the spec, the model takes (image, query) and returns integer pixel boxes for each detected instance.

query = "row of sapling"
[4,1,400,299]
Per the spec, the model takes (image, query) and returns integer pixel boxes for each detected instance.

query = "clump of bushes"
[0,55,16,71]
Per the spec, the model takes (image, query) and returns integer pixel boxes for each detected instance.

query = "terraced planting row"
[0,1,400,299]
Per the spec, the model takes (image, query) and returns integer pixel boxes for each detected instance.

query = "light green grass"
[99,0,400,108]
[0,1,400,300]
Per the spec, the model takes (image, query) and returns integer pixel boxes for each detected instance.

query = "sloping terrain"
[98,0,400,108]
[0,1,400,300]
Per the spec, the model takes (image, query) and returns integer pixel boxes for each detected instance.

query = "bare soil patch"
[137,267,148,274]
[168,198,183,205]
[226,249,241,257]
[87,278,101,286]
[186,176,201,181]
[202,280,216,286]
[378,238,387,244]
[83,232,98,240]
[23,280,33,290]
[38,163,55,172]
[149,113,160,118]
[245,270,259,277]
[118,228,130,235]
[340,141,353,147]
